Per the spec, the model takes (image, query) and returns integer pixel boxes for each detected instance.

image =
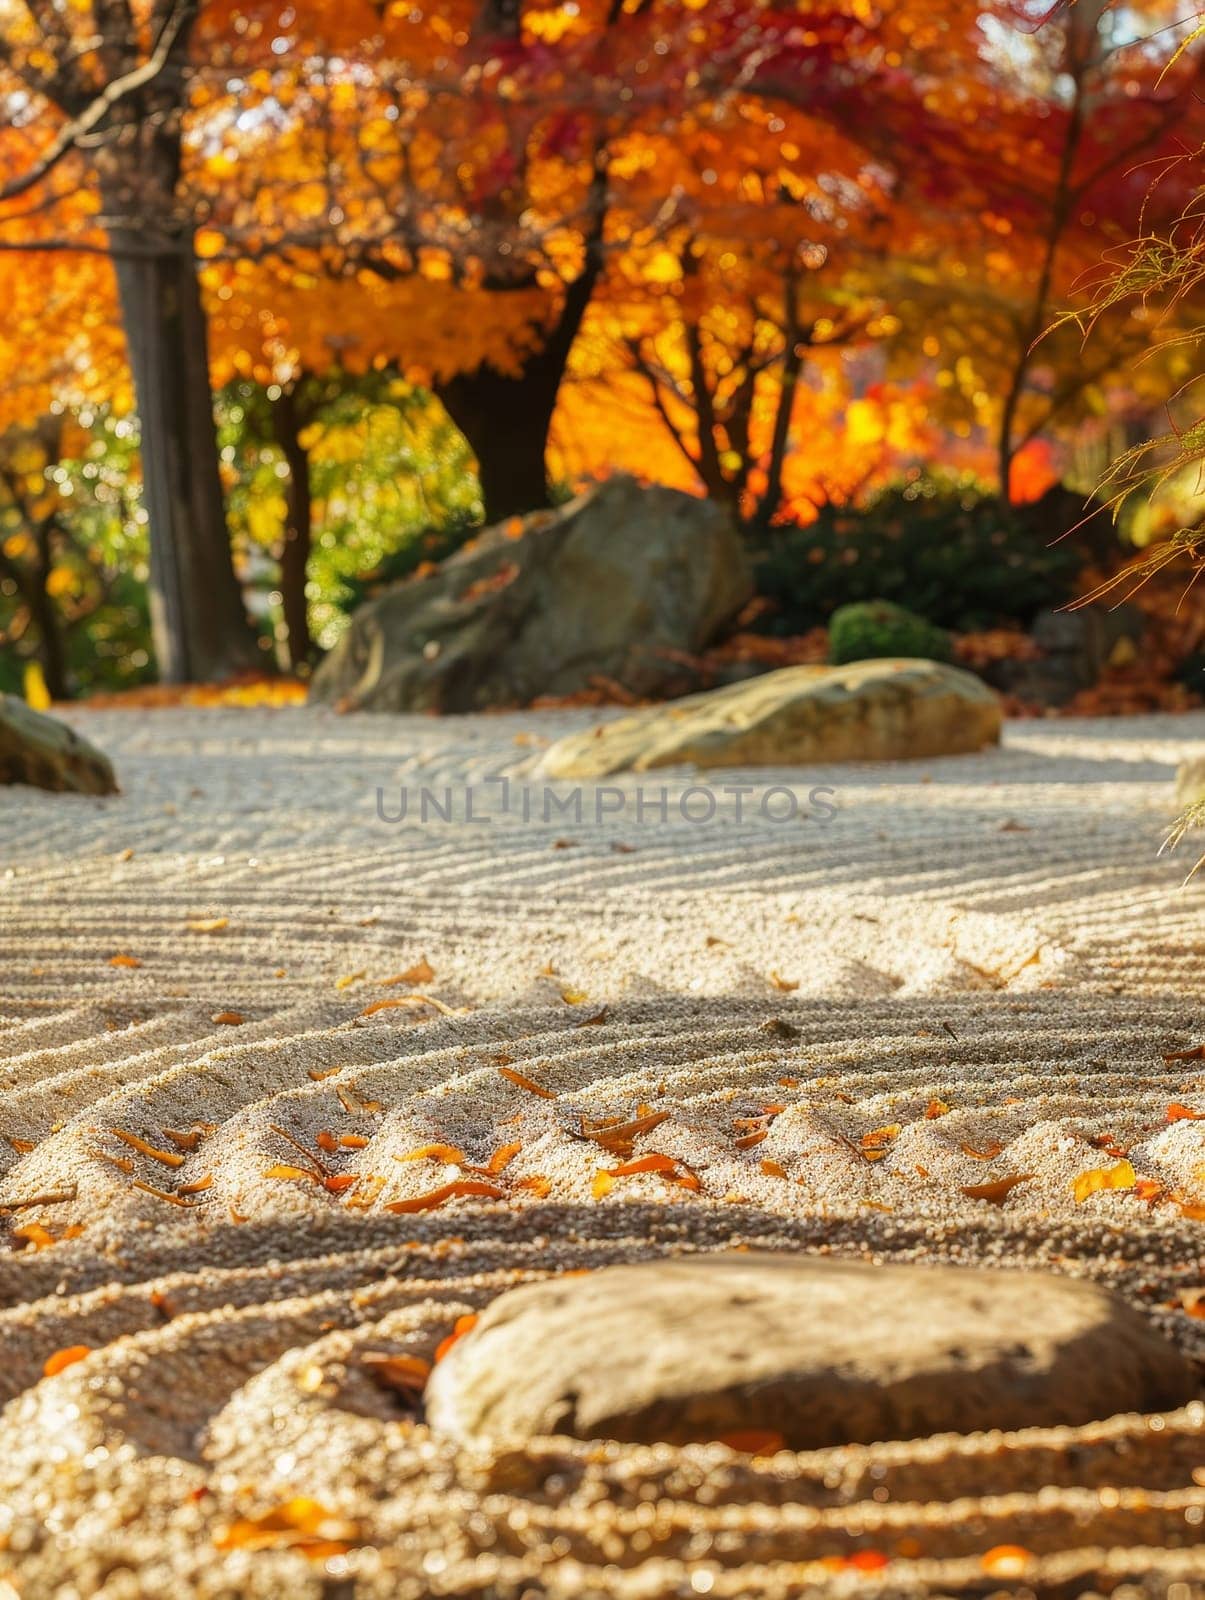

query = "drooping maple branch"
[0,0,196,204]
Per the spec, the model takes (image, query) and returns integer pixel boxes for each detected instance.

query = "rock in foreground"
[425,1254,1196,1451]
[539,657,1001,777]
[0,694,117,795]
[310,477,752,712]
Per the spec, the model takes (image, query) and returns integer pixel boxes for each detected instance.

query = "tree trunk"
[107,227,261,683]
[437,358,561,522]
[30,524,70,702]
[270,387,315,671]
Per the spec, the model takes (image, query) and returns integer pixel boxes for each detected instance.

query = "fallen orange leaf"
[109,1128,185,1168]
[846,1551,890,1572]
[43,1344,91,1378]
[608,1153,679,1177]
[961,1173,1034,1205]
[108,953,141,969]
[380,957,436,987]
[385,1180,504,1214]
[360,1352,431,1394]
[214,1498,360,1557]
[960,1140,1004,1160]
[211,1011,245,1026]
[1163,1043,1205,1063]
[1167,1102,1205,1122]
[434,1313,478,1362]
[717,1429,785,1454]
[498,1067,556,1099]
[360,994,455,1017]
[761,1159,787,1178]
[464,1142,522,1176]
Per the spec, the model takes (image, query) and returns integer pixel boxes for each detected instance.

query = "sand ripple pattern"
[0,707,1202,1597]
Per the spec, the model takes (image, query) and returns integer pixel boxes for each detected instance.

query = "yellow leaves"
[186,917,229,934]
[264,1163,322,1184]
[560,987,589,1006]
[498,1066,556,1099]
[396,1143,466,1166]
[769,971,800,992]
[923,1098,951,1119]
[1072,1159,1136,1205]
[42,1345,92,1379]
[214,1499,361,1559]
[13,1221,82,1251]
[23,660,51,710]
[336,970,367,990]
[859,1125,900,1162]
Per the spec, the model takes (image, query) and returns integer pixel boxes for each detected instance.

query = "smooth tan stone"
[425,1254,1197,1450]
[538,658,1002,777]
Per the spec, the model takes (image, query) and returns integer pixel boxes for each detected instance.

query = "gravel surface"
[0,704,1202,1597]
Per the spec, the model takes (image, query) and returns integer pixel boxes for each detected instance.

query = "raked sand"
[0,705,1203,1597]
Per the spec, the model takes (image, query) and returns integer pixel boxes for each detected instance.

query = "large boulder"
[984,603,1145,707]
[424,1254,1196,1452]
[0,695,117,795]
[538,657,1001,777]
[310,478,752,712]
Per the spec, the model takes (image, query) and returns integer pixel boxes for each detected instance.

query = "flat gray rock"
[0,694,117,795]
[538,658,1002,777]
[424,1254,1196,1450]
[310,477,751,712]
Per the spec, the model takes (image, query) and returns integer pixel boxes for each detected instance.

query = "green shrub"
[828,600,952,666]
[754,480,1089,634]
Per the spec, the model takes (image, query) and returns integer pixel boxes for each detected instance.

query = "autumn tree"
[0,0,261,681]
[875,0,1204,499]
